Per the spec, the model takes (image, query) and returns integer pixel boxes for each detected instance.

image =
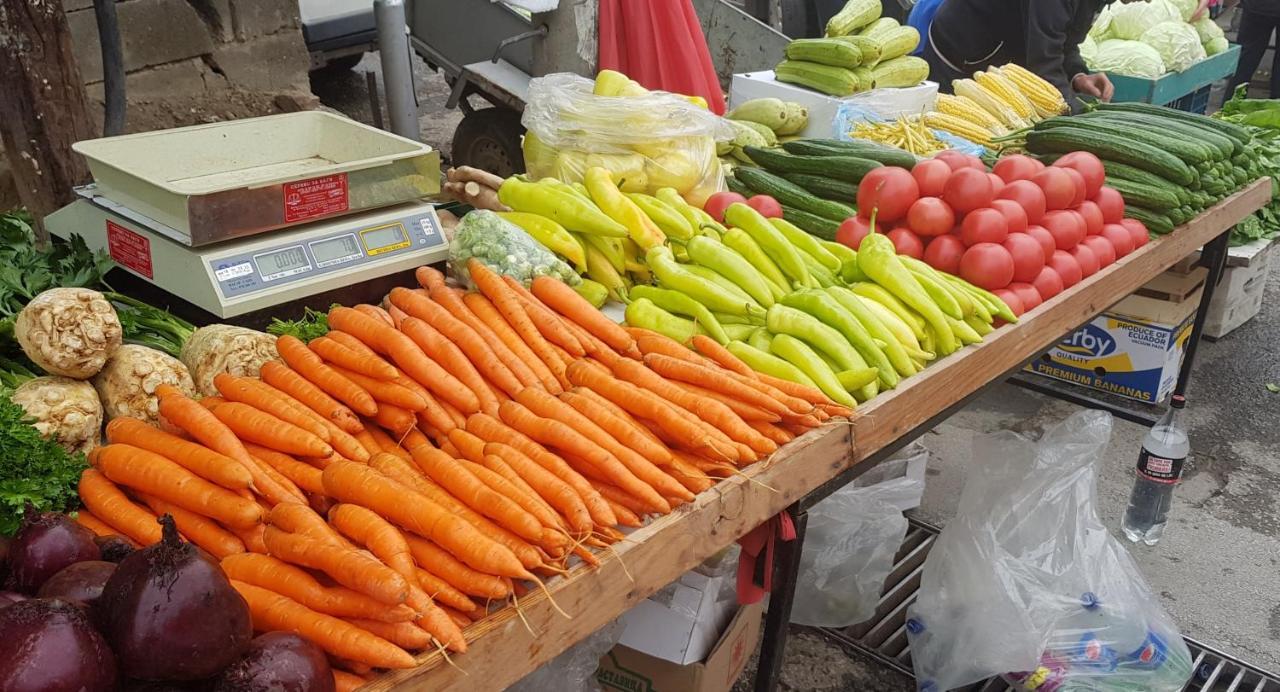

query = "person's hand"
[1191,0,1212,20]
[1072,73,1115,101]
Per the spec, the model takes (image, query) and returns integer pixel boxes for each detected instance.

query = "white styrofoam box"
[1205,242,1274,338]
[729,71,938,139]
[616,570,740,665]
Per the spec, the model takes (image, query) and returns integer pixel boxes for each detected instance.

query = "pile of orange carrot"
[71,258,848,688]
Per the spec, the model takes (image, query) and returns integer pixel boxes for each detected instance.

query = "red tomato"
[1120,218,1150,248]
[1032,265,1064,300]
[996,180,1047,224]
[1071,243,1099,278]
[1059,167,1088,208]
[1077,200,1104,236]
[887,228,925,259]
[857,167,919,223]
[1053,151,1105,199]
[924,235,966,274]
[703,192,746,222]
[960,208,1009,246]
[1023,225,1057,259]
[992,288,1025,317]
[1031,167,1077,211]
[992,154,1045,183]
[912,159,952,197]
[1081,235,1116,268]
[1008,282,1043,311]
[746,195,783,218]
[836,215,873,249]
[990,199,1029,233]
[1093,186,1125,223]
[1041,210,1086,250]
[959,242,1016,290]
[906,197,956,237]
[1003,232,1046,283]
[1100,223,1136,257]
[935,150,984,171]
[987,173,1007,196]
[1048,250,1083,288]
[943,168,995,216]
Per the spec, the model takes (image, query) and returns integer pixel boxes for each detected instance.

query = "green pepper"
[573,278,610,308]
[723,203,812,288]
[686,236,777,308]
[766,305,873,400]
[721,228,790,298]
[782,291,898,389]
[965,313,994,336]
[840,256,868,283]
[630,285,730,345]
[499,177,629,237]
[857,230,958,355]
[849,283,926,339]
[800,252,839,288]
[682,263,761,306]
[769,334,857,408]
[624,298,696,343]
[825,286,916,377]
[583,233,626,273]
[769,217,841,271]
[747,328,774,352]
[713,311,765,325]
[721,323,760,341]
[837,368,881,392]
[627,193,695,241]
[900,256,974,318]
[726,340,817,388]
[821,239,858,266]
[939,273,1018,323]
[904,265,963,319]
[646,246,765,318]
[948,316,983,345]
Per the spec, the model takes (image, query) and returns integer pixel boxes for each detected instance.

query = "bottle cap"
[1171,394,1186,409]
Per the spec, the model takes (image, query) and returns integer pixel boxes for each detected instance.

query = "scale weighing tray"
[72,111,440,246]
[46,188,449,320]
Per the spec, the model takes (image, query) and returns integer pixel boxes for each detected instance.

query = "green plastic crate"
[1104,44,1241,106]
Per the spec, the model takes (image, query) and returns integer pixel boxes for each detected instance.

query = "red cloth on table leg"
[736,512,796,605]
[596,0,727,114]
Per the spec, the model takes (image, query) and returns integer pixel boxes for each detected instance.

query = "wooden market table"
[366,179,1271,692]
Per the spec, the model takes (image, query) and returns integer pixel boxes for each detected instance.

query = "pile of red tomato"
[837,150,1151,317]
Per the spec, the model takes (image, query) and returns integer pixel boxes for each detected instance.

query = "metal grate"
[815,520,1280,692]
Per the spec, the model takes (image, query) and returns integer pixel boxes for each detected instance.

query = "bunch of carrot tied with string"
[71,257,849,685]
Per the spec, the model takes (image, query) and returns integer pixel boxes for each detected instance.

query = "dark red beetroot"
[100,516,252,681]
[95,535,136,563]
[214,633,335,692]
[37,560,116,610]
[0,598,117,692]
[6,508,100,594]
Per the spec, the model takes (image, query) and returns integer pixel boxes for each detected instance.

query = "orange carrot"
[354,303,395,326]
[306,414,371,464]
[309,335,398,380]
[74,510,128,540]
[321,460,533,580]
[326,330,399,373]
[558,390,673,466]
[353,429,384,457]
[259,361,364,434]
[401,378,456,437]
[389,287,524,397]
[689,334,756,376]
[462,292,559,392]
[674,381,780,423]
[207,400,335,458]
[749,421,794,445]
[78,469,162,545]
[668,454,716,494]
[467,259,569,384]
[374,404,418,438]
[233,522,268,553]
[400,428,431,451]
[94,443,264,528]
[327,363,426,411]
[397,316,499,416]
[104,417,253,490]
[439,605,473,629]
[500,275,585,357]
[531,275,637,355]
[221,553,415,622]
[630,328,716,364]
[345,618,432,650]
[140,493,245,558]
[644,353,789,418]
[363,424,412,461]
[469,456,564,538]
[483,441,593,537]
[429,284,542,390]
[231,580,417,669]
[414,567,480,613]
[588,480,653,518]
[244,444,326,496]
[262,526,408,606]
[756,370,836,406]
[570,387,666,449]
[213,374,332,442]
[333,669,369,692]
[409,445,544,543]
[403,534,510,600]
[445,428,486,463]
[328,307,479,415]
[277,335,378,417]
[599,497,643,528]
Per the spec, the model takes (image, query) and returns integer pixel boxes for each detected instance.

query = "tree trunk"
[0,0,95,246]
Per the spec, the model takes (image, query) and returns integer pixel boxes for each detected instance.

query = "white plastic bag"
[789,474,920,628]
[508,619,624,692]
[905,410,1193,692]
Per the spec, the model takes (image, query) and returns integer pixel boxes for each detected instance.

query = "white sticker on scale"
[215,262,254,282]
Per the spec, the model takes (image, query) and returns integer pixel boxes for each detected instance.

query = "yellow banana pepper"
[498,177,628,238]
[495,211,586,271]
[584,167,666,250]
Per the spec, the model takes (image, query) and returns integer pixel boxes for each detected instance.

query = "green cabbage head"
[1109,0,1180,39]
[1140,20,1207,71]
[1193,16,1226,43]
[1204,36,1229,55]
[1088,39,1167,78]
[1165,0,1198,20]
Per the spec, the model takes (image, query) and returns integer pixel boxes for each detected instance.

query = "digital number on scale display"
[254,245,312,282]
[309,233,363,268]
[243,222,412,285]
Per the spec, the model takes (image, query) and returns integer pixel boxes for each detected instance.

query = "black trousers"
[1228,9,1280,98]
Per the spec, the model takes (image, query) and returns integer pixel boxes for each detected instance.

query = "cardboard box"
[1204,240,1275,338]
[1026,287,1201,403]
[728,71,937,138]
[615,570,736,665]
[596,602,764,692]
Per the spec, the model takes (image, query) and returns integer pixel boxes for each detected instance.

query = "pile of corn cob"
[922,64,1068,146]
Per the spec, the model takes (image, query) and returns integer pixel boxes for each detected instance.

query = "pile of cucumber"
[726,139,918,240]
[1024,102,1261,235]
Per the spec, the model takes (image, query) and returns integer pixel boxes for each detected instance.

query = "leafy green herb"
[106,292,195,359]
[0,211,113,319]
[267,307,330,342]
[0,390,87,535]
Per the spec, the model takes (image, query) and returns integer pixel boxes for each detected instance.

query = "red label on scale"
[106,220,154,278]
[283,173,349,223]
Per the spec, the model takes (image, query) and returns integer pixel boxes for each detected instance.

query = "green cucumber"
[1077,111,1236,158]
[734,166,857,221]
[1105,177,1180,211]
[1034,117,1216,165]
[1124,206,1175,235]
[1094,102,1251,148]
[1101,161,1189,204]
[781,139,919,168]
[1025,127,1194,185]
[780,206,844,240]
[744,146,882,183]
[782,173,858,202]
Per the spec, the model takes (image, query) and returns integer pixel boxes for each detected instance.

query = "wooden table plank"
[367,178,1269,691]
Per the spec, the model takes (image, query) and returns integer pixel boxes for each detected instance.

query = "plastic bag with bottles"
[905,410,1193,691]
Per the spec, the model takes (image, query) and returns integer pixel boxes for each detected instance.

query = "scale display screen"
[310,233,363,268]
[360,223,410,255]
[254,245,312,282]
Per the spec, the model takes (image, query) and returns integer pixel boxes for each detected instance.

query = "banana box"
[1026,288,1201,404]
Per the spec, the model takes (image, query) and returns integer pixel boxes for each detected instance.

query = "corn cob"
[974,69,1038,121]
[935,93,1006,134]
[923,113,994,145]
[953,78,1028,129]
[996,64,1068,118]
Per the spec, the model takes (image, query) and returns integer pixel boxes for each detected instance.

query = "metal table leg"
[753,507,808,692]
[1173,230,1230,398]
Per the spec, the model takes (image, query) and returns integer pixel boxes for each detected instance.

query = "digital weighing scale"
[42,111,451,320]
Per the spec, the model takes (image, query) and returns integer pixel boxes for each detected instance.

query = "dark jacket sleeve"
[1024,0,1083,100]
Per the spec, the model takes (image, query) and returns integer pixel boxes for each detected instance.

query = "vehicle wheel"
[314,53,364,73]
[451,108,525,179]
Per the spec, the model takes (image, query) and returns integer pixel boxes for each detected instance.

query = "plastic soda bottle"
[1122,395,1190,545]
